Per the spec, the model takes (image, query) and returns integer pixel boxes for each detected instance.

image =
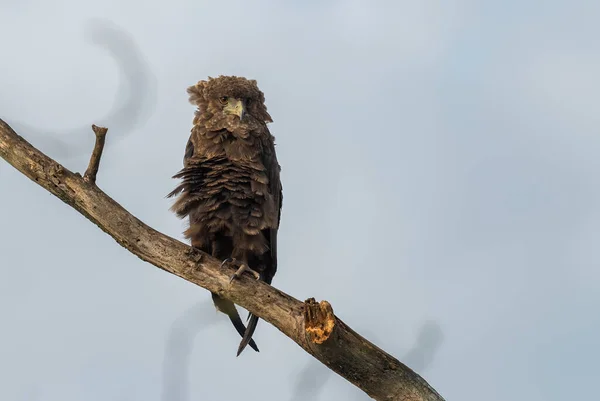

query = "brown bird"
[167,75,283,356]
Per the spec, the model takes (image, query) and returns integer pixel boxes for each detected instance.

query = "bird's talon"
[220,257,235,269]
[229,263,260,283]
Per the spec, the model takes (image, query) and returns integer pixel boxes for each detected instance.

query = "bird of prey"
[168,75,283,356]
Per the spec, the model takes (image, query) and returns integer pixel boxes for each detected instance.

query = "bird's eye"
[219,96,228,105]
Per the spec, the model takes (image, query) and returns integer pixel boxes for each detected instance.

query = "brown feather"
[168,75,282,356]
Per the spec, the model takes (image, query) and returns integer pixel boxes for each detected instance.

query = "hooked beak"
[230,98,246,121]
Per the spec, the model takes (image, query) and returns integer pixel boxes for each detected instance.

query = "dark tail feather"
[238,269,272,356]
[211,292,259,353]
[237,313,260,357]
[229,313,260,353]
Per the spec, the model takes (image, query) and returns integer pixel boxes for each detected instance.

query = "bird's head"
[187,75,273,130]
[218,95,247,121]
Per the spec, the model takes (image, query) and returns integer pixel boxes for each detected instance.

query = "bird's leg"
[229,262,260,283]
[221,250,260,283]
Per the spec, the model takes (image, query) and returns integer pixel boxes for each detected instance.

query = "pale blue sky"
[1,1,598,400]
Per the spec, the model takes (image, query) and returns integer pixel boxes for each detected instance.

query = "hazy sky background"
[1,1,599,400]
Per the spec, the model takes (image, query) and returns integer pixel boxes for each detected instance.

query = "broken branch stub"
[83,124,108,184]
[304,298,335,344]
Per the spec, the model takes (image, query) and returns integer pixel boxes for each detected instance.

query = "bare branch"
[292,321,445,400]
[83,124,108,184]
[0,118,445,401]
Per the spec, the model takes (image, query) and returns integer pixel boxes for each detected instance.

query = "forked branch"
[0,118,445,401]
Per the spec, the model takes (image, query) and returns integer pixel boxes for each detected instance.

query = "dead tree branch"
[0,118,445,401]
[83,124,107,184]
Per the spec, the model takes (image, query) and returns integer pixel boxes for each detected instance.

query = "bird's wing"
[169,133,261,354]
[183,134,195,164]
[237,130,282,356]
[266,135,282,284]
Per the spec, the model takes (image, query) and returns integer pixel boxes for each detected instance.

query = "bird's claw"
[230,264,261,283]
[220,257,235,269]
[221,258,260,283]
[220,257,260,282]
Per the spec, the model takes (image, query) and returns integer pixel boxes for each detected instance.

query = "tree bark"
[0,118,445,401]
